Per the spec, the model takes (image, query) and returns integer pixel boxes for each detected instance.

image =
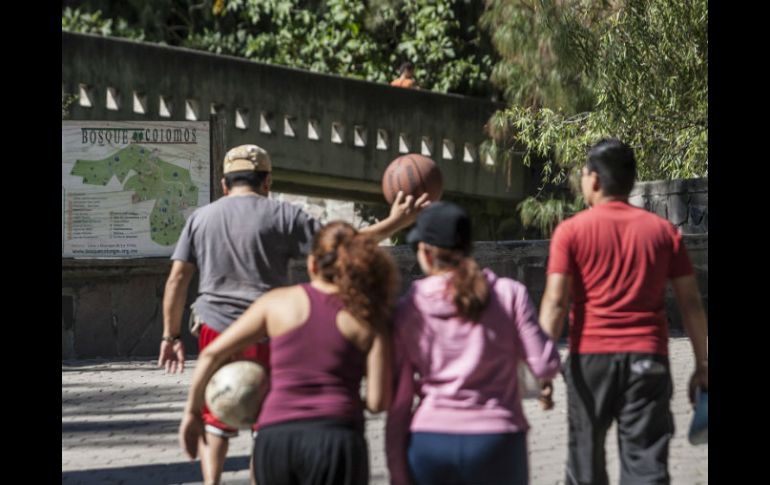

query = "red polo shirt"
[547,201,694,355]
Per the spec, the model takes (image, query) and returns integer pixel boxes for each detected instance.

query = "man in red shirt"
[539,139,708,485]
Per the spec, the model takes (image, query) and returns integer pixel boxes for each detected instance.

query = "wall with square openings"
[63,31,526,204]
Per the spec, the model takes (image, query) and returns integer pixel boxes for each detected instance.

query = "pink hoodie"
[386,269,561,484]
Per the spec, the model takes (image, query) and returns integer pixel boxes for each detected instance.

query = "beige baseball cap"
[223,144,272,173]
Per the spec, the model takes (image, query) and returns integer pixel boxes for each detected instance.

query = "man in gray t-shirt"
[171,182,321,334]
[159,144,426,485]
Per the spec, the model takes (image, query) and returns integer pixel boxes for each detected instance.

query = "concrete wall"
[630,178,708,234]
[62,32,523,204]
[61,34,708,359]
[62,235,707,359]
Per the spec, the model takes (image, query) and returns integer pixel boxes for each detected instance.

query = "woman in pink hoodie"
[386,202,562,485]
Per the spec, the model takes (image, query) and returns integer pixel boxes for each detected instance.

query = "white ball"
[205,361,269,429]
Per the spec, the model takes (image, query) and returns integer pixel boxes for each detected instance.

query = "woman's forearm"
[184,349,226,415]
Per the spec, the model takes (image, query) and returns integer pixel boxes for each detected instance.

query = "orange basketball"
[382,154,443,205]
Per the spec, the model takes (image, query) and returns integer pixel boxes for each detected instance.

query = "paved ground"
[62,337,707,484]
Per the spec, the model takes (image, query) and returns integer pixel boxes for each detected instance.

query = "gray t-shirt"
[172,194,321,332]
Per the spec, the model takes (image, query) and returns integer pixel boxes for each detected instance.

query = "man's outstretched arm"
[537,273,571,410]
[159,260,196,373]
[540,273,570,341]
[359,191,430,243]
[671,274,708,402]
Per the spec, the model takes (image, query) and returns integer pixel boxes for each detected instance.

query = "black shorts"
[252,418,368,485]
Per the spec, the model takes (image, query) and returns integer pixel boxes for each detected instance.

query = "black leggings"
[252,418,368,485]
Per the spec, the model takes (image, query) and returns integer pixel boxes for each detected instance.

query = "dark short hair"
[586,139,637,196]
[399,62,414,74]
[224,170,270,190]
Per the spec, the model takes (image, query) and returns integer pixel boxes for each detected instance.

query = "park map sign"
[62,121,210,258]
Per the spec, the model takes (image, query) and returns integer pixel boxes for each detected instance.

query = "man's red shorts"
[199,324,270,437]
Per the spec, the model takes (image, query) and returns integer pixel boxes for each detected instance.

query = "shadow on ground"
[62,455,250,485]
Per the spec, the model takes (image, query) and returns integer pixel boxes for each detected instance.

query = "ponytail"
[429,246,489,321]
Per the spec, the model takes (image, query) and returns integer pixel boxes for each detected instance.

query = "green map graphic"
[70,144,199,245]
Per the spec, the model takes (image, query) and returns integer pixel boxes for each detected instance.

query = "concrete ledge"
[62,32,521,202]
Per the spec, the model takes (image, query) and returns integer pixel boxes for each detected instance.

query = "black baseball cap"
[406,202,471,251]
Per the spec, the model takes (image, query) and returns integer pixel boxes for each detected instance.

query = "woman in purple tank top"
[180,222,399,485]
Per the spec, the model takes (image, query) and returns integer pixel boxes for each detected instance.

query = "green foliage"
[62,0,494,95]
[62,6,145,40]
[517,194,585,238]
[480,0,600,112]
[63,0,219,45]
[482,0,707,236]
[485,0,707,182]
[62,93,79,119]
[393,0,492,93]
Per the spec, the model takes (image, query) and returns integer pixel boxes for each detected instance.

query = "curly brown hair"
[311,221,399,332]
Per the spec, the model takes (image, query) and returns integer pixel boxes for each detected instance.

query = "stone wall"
[62,235,707,359]
[629,178,708,234]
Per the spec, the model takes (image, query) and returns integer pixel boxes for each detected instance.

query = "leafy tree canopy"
[62,0,495,96]
[481,0,707,236]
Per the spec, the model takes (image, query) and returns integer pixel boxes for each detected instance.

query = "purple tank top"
[257,283,366,428]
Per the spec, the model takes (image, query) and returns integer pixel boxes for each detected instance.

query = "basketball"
[382,154,443,205]
[205,361,269,429]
